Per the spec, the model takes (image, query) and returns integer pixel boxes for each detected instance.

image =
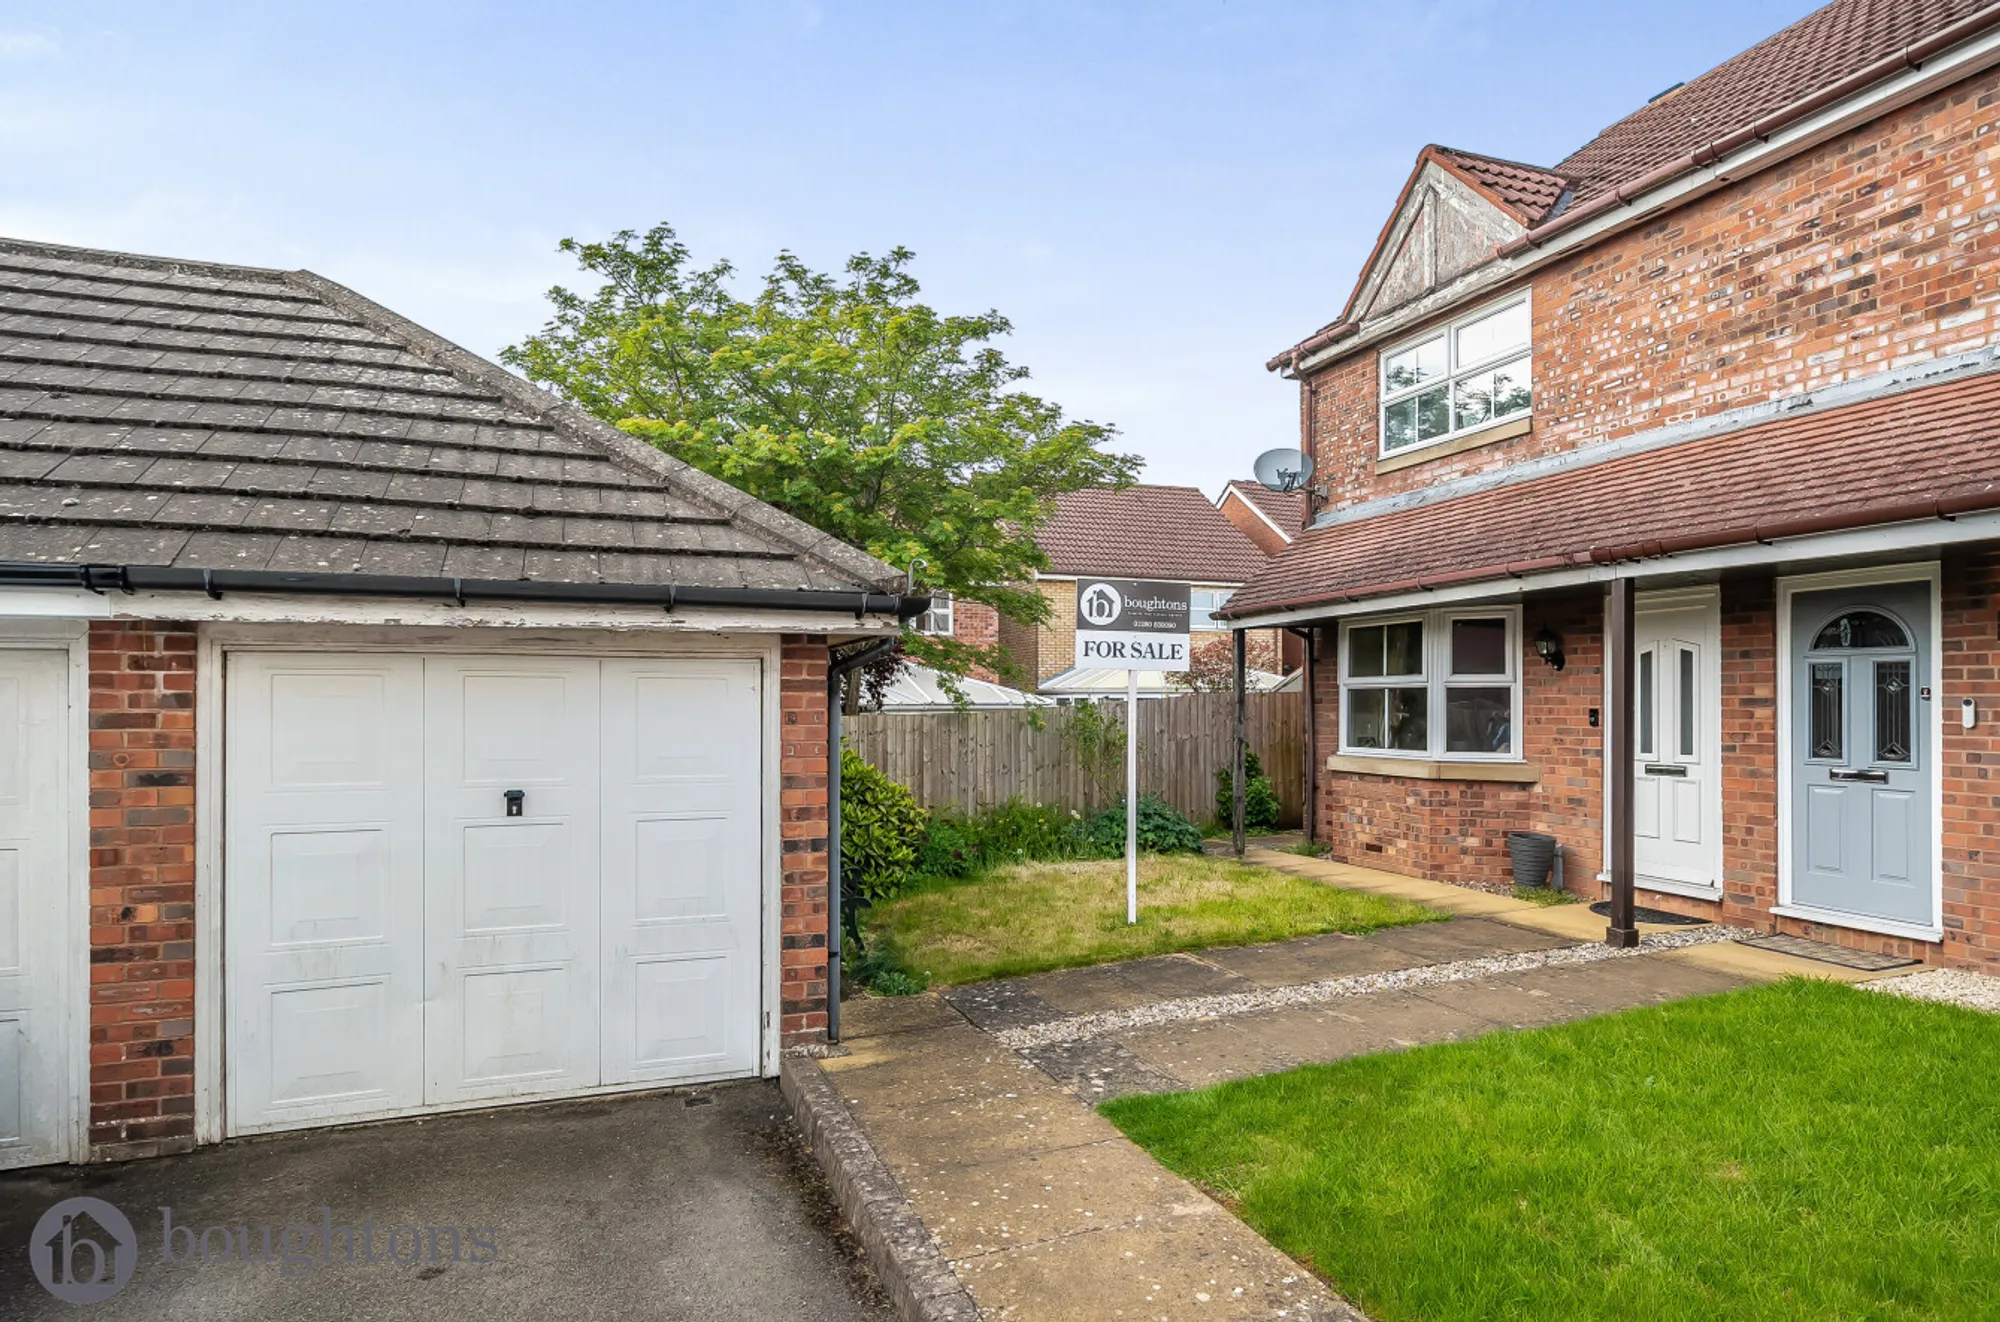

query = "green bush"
[1085,795,1205,856]
[839,748,927,909]
[927,799,1096,872]
[1215,749,1282,833]
[915,814,976,880]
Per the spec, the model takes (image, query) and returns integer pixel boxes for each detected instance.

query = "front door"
[1790,583,1933,927]
[0,651,71,1168]
[1633,595,1720,889]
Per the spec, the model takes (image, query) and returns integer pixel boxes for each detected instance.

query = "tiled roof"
[1224,372,2000,618]
[1555,0,1995,206]
[1036,485,1271,583]
[1434,148,1571,224]
[1220,480,1308,538]
[0,237,899,593]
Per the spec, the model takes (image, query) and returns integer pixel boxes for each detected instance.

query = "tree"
[1171,633,1281,692]
[503,224,1140,682]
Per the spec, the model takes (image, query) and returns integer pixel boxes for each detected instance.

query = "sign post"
[1074,579,1191,924]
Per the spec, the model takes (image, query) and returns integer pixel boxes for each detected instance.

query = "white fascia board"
[1226,509,2000,629]
[0,586,900,634]
[1289,25,2000,378]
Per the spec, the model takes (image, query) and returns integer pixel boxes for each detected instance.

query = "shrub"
[840,748,927,910]
[915,814,977,880]
[929,799,1096,872]
[1215,749,1281,833]
[844,938,929,997]
[1085,794,1205,856]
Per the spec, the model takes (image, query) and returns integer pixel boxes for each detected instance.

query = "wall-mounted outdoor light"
[1533,625,1566,671]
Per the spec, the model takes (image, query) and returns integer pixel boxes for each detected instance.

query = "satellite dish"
[1252,447,1315,493]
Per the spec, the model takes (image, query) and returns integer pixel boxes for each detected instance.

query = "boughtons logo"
[31,1197,137,1304]
[1079,581,1122,627]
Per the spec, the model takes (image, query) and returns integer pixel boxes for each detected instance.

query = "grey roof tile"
[0,237,901,597]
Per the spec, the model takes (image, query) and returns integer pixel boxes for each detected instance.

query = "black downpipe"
[825,638,899,1043]
[0,562,929,621]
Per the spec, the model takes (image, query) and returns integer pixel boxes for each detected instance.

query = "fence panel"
[845,691,1306,826]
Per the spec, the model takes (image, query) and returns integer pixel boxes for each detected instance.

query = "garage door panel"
[630,957,730,1070]
[457,965,578,1085]
[458,673,575,785]
[633,816,733,922]
[227,655,427,1133]
[461,822,573,932]
[0,1015,26,1145]
[0,848,19,975]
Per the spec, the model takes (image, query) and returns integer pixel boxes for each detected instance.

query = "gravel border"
[1862,967,2000,1014]
[780,1055,982,1322]
[995,926,1754,1051]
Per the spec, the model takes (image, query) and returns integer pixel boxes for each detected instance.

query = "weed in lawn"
[1103,978,2000,1322]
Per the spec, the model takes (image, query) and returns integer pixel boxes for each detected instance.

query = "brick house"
[1223,0,2000,972]
[0,238,920,1167]
[984,484,1289,692]
[1216,479,1307,557]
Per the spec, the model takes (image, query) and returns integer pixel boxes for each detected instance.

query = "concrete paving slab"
[942,979,1068,1032]
[1018,964,1160,1014]
[838,993,966,1039]
[948,1205,1351,1322]
[1020,1038,1185,1103]
[1666,938,1890,983]
[1117,1017,1302,1089]
[858,1090,1125,1172]
[1365,916,1573,962]
[1409,975,1599,1030]
[893,1138,1191,1259]
[1250,991,1496,1061]
[1110,953,1258,999]
[1202,932,1425,986]
[824,1029,1050,1114]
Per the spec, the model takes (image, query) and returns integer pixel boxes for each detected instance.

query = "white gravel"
[1862,967,2000,1015]
[995,925,1754,1051]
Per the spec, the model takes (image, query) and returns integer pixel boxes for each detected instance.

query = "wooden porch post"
[1232,628,1247,858]
[1606,577,1640,948]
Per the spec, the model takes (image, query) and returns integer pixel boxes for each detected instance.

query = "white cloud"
[0,31,57,61]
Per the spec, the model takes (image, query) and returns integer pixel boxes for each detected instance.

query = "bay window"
[1379,294,1532,456]
[1340,608,1521,759]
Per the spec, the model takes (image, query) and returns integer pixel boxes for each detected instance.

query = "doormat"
[1588,901,1709,927]
[1735,932,1920,971]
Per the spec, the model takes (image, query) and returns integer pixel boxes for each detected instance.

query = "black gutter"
[825,637,900,1043]
[0,562,929,621]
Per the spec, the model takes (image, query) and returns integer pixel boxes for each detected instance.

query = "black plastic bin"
[1505,831,1559,888]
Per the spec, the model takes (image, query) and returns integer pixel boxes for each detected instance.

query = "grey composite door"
[1790,582,1932,927]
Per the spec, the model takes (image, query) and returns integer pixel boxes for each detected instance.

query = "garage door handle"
[1828,768,1888,783]
[504,789,525,817]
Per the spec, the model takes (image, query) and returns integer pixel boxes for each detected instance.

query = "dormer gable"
[1344,146,1569,327]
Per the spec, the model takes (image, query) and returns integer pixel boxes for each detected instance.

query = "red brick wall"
[1934,550,2000,969]
[779,636,833,1043]
[1310,593,1602,892]
[87,620,197,1160]
[1221,492,1291,556]
[948,599,1002,683]
[1305,67,2000,510]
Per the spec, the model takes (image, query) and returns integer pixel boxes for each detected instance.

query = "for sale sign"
[1073,578,1192,671]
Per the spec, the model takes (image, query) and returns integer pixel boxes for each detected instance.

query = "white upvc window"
[1379,293,1532,457]
[1191,587,1234,632]
[913,592,954,637]
[1339,607,1521,760]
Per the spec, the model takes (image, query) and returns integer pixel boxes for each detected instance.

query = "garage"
[224,651,765,1134]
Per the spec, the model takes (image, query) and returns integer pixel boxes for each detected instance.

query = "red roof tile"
[1435,148,1571,224]
[1225,372,2000,618]
[1036,485,1272,583]
[1556,0,1995,207]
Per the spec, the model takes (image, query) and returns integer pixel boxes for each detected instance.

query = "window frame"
[1377,292,1533,459]
[912,591,954,637]
[1338,606,1523,761]
[1190,586,1235,633]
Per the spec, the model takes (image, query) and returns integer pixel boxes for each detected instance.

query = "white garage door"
[225,652,763,1135]
[0,650,71,1169]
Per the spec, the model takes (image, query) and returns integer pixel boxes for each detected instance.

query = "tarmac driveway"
[0,1080,890,1322]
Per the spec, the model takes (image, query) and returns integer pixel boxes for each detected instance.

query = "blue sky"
[0,1,1816,495]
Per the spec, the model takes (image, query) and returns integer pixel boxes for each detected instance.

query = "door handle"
[1642,764,1688,777]
[504,789,525,816]
[1828,768,1889,783]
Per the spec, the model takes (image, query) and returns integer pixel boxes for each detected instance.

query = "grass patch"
[862,855,1441,986]
[1511,883,1577,906]
[1102,979,2000,1322]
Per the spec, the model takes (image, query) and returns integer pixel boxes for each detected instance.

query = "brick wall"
[779,636,833,1043]
[1220,491,1291,556]
[1305,67,2000,510]
[1933,550,2000,969]
[87,620,197,1161]
[947,599,1002,683]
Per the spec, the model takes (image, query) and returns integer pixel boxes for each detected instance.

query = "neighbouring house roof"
[1219,480,1307,542]
[0,237,904,599]
[1270,0,2000,369]
[1223,371,2000,620]
[1035,484,1271,583]
[876,663,1051,711]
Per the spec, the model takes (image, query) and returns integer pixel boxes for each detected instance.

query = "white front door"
[225,655,429,1131]
[600,660,762,1086]
[227,650,764,1136]
[0,651,72,1169]
[1633,594,1722,891]
[424,658,602,1105]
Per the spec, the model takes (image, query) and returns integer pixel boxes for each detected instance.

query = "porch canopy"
[1220,364,2000,946]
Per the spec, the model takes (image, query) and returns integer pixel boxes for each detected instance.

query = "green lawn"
[862,855,1441,986]
[1102,978,2000,1322]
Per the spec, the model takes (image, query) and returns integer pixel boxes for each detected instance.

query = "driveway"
[0,1080,890,1322]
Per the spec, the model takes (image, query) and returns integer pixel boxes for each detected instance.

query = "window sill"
[1375,415,1532,474]
[1325,753,1540,783]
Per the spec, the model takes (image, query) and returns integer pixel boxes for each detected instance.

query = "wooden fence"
[846,691,1306,826]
